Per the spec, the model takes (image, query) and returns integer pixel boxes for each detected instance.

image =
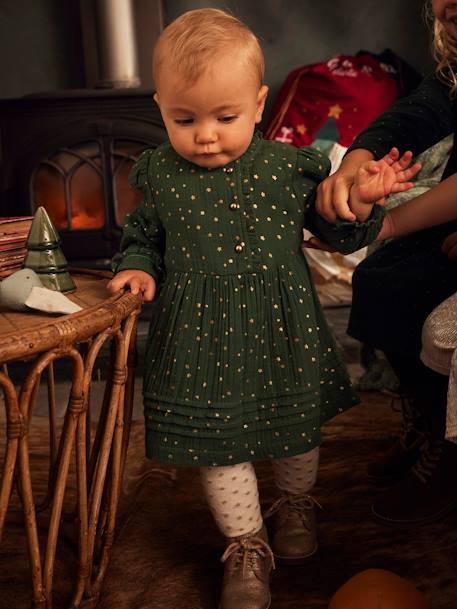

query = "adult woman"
[315,0,457,524]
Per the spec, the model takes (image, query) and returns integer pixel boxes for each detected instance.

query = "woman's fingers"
[331,179,357,220]
[442,231,457,260]
[316,181,337,222]
[302,236,337,252]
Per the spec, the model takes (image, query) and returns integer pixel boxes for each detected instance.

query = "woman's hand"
[442,230,457,261]
[302,236,337,253]
[107,269,157,301]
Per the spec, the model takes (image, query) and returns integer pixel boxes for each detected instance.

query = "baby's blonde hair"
[425,2,457,97]
[153,8,265,88]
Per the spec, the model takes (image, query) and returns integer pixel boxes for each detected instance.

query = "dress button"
[229,202,240,210]
[225,166,234,173]
[234,244,243,253]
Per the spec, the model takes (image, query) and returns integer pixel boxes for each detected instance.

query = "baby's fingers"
[381,147,400,165]
[403,161,422,180]
[131,277,155,301]
[390,181,414,194]
[142,281,156,301]
[394,150,413,170]
[107,275,129,293]
[125,277,143,295]
[391,162,421,187]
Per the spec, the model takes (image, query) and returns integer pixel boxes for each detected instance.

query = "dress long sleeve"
[293,147,386,254]
[112,151,165,282]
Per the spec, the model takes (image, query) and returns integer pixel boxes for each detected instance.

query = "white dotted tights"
[200,447,319,538]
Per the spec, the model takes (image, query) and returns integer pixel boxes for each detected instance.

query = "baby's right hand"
[107,269,156,301]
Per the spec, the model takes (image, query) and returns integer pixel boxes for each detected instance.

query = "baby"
[108,8,419,609]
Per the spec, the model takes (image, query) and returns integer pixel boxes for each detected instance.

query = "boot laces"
[221,534,275,579]
[411,438,443,484]
[263,493,321,530]
[393,395,425,449]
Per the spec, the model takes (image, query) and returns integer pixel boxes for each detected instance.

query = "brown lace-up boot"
[264,493,320,564]
[219,524,274,609]
[371,438,457,524]
[366,395,427,485]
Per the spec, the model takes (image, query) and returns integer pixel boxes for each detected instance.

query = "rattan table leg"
[0,271,142,608]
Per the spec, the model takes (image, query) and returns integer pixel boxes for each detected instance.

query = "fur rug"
[1,391,457,609]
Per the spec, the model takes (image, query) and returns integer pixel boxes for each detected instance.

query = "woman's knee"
[421,293,457,375]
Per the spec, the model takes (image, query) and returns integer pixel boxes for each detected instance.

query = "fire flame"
[32,146,143,231]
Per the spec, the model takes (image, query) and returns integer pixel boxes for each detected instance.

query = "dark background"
[0,0,433,121]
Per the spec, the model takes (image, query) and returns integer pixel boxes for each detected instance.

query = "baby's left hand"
[354,147,422,205]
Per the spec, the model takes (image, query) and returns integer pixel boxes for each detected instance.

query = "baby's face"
[154,53,268,168]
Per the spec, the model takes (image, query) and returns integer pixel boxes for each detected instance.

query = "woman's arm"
[378,172,457,240]
[316,73,453,223]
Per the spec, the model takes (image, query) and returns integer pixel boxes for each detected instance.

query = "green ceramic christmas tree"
[23,206,76,293]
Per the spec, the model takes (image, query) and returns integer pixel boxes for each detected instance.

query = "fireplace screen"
[32,139,144,232]
[0,90,167,264]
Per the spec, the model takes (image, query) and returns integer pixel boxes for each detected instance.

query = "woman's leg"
[348,226,457,523]
[421,291,457,443]
[385,350,448,438]
[371,349,457,524]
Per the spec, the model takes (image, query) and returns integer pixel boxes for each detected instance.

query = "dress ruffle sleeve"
[295,146,332,185]
[293,146,386,254]
[111,150,165,282]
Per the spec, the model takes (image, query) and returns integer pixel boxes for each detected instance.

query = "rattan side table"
[0,269,142,609]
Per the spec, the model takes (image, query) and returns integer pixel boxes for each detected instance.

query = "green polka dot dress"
[113,131,384,466]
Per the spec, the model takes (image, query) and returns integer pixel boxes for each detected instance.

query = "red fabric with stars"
[265,54,398,148]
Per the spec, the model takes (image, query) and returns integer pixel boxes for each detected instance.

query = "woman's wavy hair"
[425,1,457,97]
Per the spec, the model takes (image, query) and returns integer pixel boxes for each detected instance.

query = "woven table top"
[0,268,141,363]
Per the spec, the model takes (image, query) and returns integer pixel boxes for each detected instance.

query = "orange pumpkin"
[329,569,428,609]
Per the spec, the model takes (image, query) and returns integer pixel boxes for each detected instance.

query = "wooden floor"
[2,306,456,608]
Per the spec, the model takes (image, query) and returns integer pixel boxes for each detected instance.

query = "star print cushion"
[265,53,398,149]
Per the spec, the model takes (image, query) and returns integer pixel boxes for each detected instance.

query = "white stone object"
[0,268,43,311]
[25,286,82,314]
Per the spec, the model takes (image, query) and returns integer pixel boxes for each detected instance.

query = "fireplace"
[0,0,166,265]
[0,89,166,265]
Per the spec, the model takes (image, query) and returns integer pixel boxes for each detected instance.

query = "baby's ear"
[255,85,269,123]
